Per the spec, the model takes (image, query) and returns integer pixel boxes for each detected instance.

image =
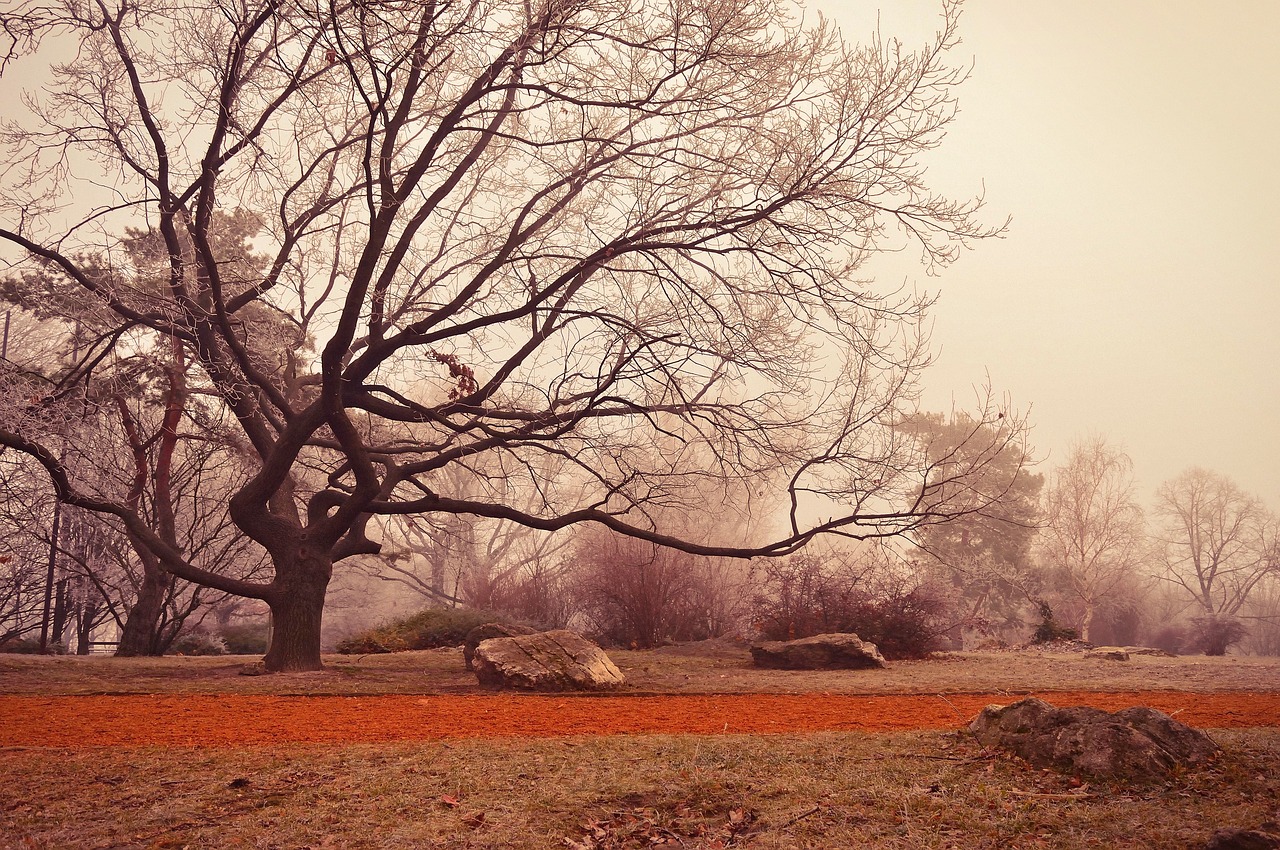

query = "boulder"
[463,622,537,671]
[1085,647,1131,661]
[750,633,885,670]
[473,629,625,691]
[1203,828,1280,850]
[969,697,1221,780]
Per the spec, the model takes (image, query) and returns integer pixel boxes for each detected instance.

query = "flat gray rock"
[750,633,885,670]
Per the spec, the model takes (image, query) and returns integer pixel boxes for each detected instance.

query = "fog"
[820,0,1280,504]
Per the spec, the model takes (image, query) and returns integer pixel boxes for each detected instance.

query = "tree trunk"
[116,560,169,656]
[1079,603,1095,643]
[262,548,333,672]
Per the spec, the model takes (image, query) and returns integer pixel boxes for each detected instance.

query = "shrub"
[0,637,45,654]
[752,554,947,660]
[169,630,227,656]
[1148,624,1186,656]
[1030,600,1078,644]
[836,588,948,660]
[219,622,270,655]
[335,607,508,654]
[1189,615,1248,656]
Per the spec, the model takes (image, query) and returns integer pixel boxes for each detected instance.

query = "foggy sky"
[2,1,1275,509]
[823,0,1280,506]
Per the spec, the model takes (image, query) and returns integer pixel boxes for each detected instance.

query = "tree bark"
[262,546,333,672]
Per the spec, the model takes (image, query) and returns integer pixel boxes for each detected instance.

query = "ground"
[1,644,1278,848]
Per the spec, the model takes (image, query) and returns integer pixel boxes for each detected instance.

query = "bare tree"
[0,0,1023,671]
[1038,435,1146,641]
[366,459,574,612]
[1155,468,1276,618]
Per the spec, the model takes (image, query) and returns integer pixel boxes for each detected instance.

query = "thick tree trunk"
[1079,604,1095,643]
[262,548,333,672]
[116,561,169,656]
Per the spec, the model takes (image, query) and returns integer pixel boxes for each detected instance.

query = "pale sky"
[821,0,1280,507]
[3,1,1276,509]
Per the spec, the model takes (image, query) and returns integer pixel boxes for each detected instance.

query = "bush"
[335,607,509,654]
[219,622,269,655]
[1148,624,1186,656]
[1189,615,1248,656]
[169,630,227,656]
[752,554,947,660]
[1030,601,1078,644]
[0,637,45,654]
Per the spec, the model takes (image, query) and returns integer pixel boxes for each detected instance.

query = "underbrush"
[3,729,1277,849]
[335,606,520,654]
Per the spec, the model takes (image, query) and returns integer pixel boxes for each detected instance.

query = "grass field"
[2,645,1278,849]
[3,642,1278,696]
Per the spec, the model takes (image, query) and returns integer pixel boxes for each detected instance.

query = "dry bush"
[752,550,948,659]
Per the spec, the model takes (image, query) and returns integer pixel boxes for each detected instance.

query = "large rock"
[750,633,885,670]
[473,629,625,691]
[463,622,537,671]
[969,697,1221,780]
[1203,829,1280,850]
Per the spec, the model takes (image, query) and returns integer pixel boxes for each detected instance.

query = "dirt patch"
[3,691,1278,748]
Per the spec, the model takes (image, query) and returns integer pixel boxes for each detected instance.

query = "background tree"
[1038,435,1146,641]
[1240,568,1280,656]
[1,0,1021,670]
[0,218,271,654]
[0,454,56,648]
[1155,468,1276,619]
[908,411,1043,645]
[363,459,575,614]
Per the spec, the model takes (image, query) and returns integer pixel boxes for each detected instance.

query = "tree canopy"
[0,0,1022,669]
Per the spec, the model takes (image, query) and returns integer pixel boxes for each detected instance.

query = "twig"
[936,693,968,721]
[776,805,821,829]
[844,753,990,763]
[1006,789,1092,800]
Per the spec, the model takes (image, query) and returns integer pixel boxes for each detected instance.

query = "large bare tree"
[0,0,1023,671]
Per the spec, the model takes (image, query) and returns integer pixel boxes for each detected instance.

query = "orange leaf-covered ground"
[3,691,1278,748]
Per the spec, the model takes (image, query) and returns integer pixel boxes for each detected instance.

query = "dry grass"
[2,644,1278,849]
[3,643,1279,696]
[2,730,1278,849]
